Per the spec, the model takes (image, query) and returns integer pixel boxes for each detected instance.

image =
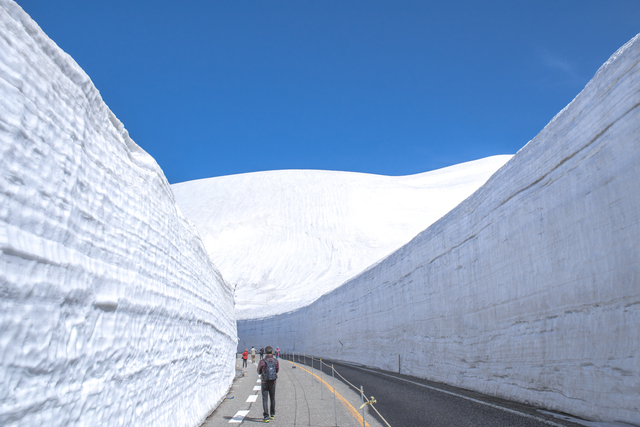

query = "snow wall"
[0,2,236,426]
[238,34,640,424]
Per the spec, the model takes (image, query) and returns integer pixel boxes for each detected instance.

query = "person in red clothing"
[257,346,279,422]
[242,348,249,368]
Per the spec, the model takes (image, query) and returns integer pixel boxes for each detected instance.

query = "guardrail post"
[361,385,365,427]
[332,364,337,427]
[320,359,323,399]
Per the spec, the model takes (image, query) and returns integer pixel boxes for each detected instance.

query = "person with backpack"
[257,346,279,423]
[242,349,248,368]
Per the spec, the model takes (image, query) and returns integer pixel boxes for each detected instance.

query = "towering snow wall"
[238,34,640,424]
[0,2,236,426]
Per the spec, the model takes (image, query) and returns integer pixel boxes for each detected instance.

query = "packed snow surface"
[172,156,511,319]
[238,34,640,424]
[0,2,236,426]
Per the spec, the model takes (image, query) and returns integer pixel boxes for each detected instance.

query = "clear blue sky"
[17,1,640,184]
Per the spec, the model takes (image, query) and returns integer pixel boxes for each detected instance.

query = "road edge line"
[287,360,371,427]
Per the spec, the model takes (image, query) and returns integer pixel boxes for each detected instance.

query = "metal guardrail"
[281,351,392,427]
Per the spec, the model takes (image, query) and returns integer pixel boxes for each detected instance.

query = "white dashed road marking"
[246,394,258,403]
[253,385,261,391]
[228,410,249,423]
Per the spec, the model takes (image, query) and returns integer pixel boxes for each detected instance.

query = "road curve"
[285,354,586,427]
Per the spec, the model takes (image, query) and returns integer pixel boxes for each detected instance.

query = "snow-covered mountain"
[238,34,640,425]
[0,2,235,426]
[172,156,511,319]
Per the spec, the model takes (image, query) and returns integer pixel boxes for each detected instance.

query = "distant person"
[260,347,264,360]
[242,349,248,368]
[257,346,279,422]
[275,346,280,359]
[251,346,256,363]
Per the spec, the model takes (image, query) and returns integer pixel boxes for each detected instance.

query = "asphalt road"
[285,354,586,427]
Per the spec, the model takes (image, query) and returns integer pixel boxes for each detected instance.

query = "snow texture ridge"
[0,2,236,426]
[238,33,640,424]
[172,156,511,320]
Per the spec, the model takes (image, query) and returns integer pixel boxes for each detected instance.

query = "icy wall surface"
[0,2,236,426]
[238,34,640,424]
[172,156,511,320]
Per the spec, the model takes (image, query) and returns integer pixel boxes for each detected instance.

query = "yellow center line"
[285,359,371,427]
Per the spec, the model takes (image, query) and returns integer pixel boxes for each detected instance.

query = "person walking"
[259,348,264,360]
[251,346,256,363]
[275,346,280,360]
[257,346,279,422]
[242,348,248,368]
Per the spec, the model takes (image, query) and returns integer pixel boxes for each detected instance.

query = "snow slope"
[172,156,511,320]
[237,34,640,424]
[0,2,236,426]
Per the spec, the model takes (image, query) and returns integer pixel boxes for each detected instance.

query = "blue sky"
[17,1,640,184]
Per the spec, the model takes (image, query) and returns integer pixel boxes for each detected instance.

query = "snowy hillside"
[0,2,235,426]
[238,34,640,425]
[172,156,511,319]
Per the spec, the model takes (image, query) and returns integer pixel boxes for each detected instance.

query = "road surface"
[286,354,586,427]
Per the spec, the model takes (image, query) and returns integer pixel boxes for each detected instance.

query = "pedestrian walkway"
[201,355,386,426]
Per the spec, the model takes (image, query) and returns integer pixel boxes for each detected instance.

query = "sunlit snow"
[3,0,639,425]
[172,156,511,319]
[0,2,235,426]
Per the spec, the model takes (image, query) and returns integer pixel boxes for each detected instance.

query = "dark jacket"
[257,354,279,383]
